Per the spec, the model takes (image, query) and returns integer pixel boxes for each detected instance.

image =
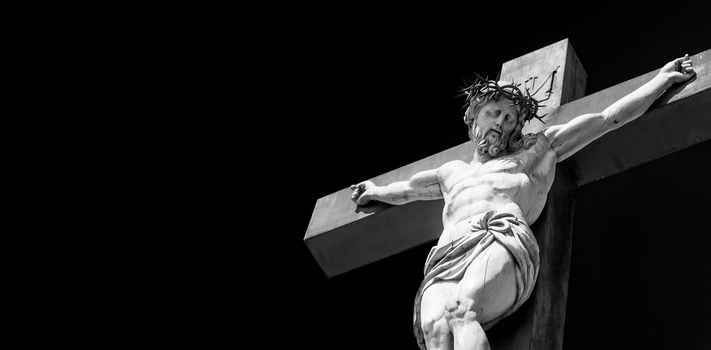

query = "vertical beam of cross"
[304,38,587,278]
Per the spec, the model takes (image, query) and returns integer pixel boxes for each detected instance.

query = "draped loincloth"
[413,211,540,350]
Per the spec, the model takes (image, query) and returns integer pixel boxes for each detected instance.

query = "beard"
[474,126,507,158]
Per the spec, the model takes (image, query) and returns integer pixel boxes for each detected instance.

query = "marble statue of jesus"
[350,56,696,350]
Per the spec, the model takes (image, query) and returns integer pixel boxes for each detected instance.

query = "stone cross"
[303,39,711,350]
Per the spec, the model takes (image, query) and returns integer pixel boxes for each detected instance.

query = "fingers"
[681,59,695,76]
[350,183,365,202]
[672,54,695,76]
[681,61,694,73]
[352,191,370,205]
[674,54,690,63]
[673,54,692,69]
[350,181,374,205]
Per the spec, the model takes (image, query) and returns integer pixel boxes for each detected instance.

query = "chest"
[442,143,555,195]
[443,160,532,193]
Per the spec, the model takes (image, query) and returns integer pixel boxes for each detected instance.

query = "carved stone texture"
[305,39,587,277]
[524,50,711,186]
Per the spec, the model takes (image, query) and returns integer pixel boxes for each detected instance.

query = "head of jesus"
[461,76,548,159]
[464,96,524,158]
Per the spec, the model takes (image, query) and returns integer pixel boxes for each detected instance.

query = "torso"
[436,133,558,247]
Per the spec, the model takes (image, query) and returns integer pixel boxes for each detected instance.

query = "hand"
[350,180,376,205]
[659,54,696,84]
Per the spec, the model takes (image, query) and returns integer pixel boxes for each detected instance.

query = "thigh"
[451,241,517,323]
[420,281,457,325]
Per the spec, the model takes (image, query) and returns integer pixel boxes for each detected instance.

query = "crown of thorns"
[460,68,558,125]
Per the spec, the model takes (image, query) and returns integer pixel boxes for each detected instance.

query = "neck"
[470,149,508,164]
[471,152,488,164]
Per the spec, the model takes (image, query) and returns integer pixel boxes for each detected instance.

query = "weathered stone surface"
[486,165,576,350]
[500,38,588,114]
[529,166,576,350]
[305,49,709,277]
[303,40,705,350]
[523,50,711,186]
[305,39,587,277]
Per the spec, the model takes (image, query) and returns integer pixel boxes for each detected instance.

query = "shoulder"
[513,131,558,174]
[525,130,559,177]
[527,130,558,159]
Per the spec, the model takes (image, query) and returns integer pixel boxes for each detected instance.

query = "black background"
[237,7,710,350]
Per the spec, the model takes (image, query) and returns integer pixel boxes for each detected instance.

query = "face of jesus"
[470,98,520,158]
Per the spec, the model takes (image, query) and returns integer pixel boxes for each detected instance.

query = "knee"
[421,314,449,340]
[444,296,483,323]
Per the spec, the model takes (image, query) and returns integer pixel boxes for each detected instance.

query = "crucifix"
[303,39,710,350]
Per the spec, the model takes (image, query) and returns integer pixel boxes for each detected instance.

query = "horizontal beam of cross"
[524,49,711,186]
[305,49,710,277]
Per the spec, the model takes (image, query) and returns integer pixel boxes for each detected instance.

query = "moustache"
[476,126,506,157]
[486,125,503,135]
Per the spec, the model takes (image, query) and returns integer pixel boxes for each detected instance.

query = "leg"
[450,318,490,350]
[444,242,518,350]
[420,281,457,350]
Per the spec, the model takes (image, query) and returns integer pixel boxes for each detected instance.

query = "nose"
[492,109,504,125]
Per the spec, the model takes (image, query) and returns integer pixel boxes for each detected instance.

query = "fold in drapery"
[413,211,540,350]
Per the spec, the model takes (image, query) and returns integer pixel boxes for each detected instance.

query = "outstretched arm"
[350,168,442,205]
[544,55,696,162]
